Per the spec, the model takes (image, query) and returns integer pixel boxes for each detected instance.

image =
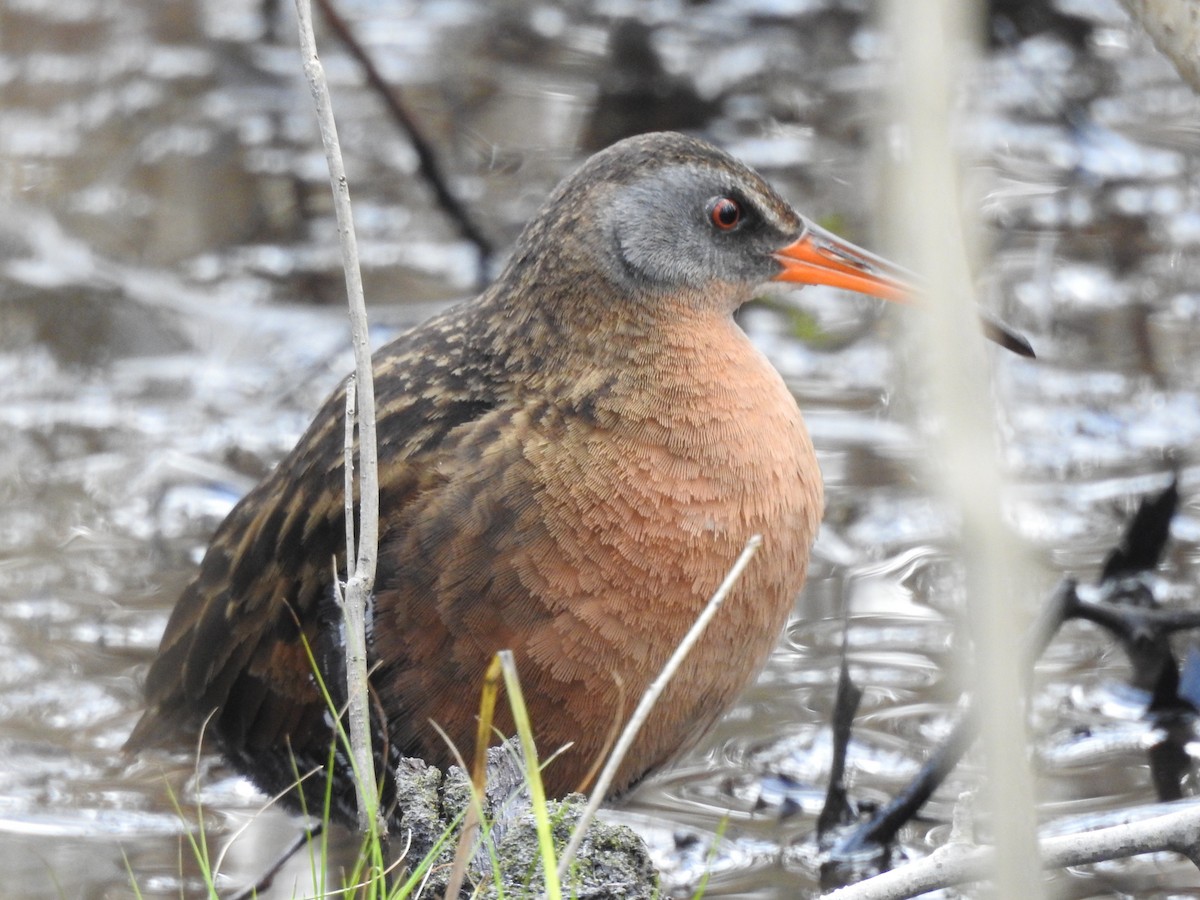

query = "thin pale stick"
[1118,0,1200,92]
[555,534,762,883]
[342,372,356,567]
[825,803,1200,900]
[885,0,1040,895]
[294,0,380,833]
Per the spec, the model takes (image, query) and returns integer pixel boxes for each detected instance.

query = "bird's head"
[499,132,1032,356]
[506,131,907,314]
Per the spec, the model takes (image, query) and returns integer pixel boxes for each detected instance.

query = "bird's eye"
[707,197,742,232]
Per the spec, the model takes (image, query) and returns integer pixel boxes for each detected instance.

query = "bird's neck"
[599,308,802,445]
[504,298,790,452]
[480,264,755,397]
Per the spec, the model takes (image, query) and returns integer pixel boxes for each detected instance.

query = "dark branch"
[1100,476,1178,582]
[313,0,495,280]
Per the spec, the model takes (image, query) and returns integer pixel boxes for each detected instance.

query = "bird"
[128,131,1027,823]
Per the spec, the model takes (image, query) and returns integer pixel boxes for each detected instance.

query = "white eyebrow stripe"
[743,191,799,234]
[713,171,800,234]
[756,198,796,232]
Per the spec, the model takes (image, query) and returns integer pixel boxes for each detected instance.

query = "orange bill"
[772,220,1035,358]
[772,220,913,303]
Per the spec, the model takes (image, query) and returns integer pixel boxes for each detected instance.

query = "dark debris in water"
[1100,476,1179,582]
[816,477,1200,891]
[7,0,1200,896]
[815,654,864,843]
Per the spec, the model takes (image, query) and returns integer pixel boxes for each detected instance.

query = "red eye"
[708,197,742,231]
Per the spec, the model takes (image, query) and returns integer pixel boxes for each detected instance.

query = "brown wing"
[369,400,558,758]
[126,301,511,797]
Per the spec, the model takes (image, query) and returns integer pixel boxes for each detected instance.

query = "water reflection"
[3,0,1200,897]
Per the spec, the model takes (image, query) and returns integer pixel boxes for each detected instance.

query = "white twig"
[342,372,357,567]
[1118,0,1200,93]
[555,535,763,883]
[825,803,1200,900]
[294,0,380,833]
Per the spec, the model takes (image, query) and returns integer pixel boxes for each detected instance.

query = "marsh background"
[2,0,1200,896]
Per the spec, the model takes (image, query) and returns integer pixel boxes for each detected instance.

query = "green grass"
[125,647,690,899]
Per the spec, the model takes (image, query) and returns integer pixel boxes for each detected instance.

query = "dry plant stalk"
[885,0,1038,895]
[442,655,506,900]
[294,0,381,833]
[1118,0,1200,93]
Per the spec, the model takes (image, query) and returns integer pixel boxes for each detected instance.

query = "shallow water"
[2,0,1200,897]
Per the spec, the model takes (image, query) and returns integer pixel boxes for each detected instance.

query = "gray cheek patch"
[609,168,762,289]
[611,173,711,288]
[600,159,803,291]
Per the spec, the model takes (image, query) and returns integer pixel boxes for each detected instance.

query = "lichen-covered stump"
[391,741,662,899]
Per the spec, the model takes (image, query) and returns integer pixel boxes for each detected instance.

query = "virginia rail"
[129,132,1020,821]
